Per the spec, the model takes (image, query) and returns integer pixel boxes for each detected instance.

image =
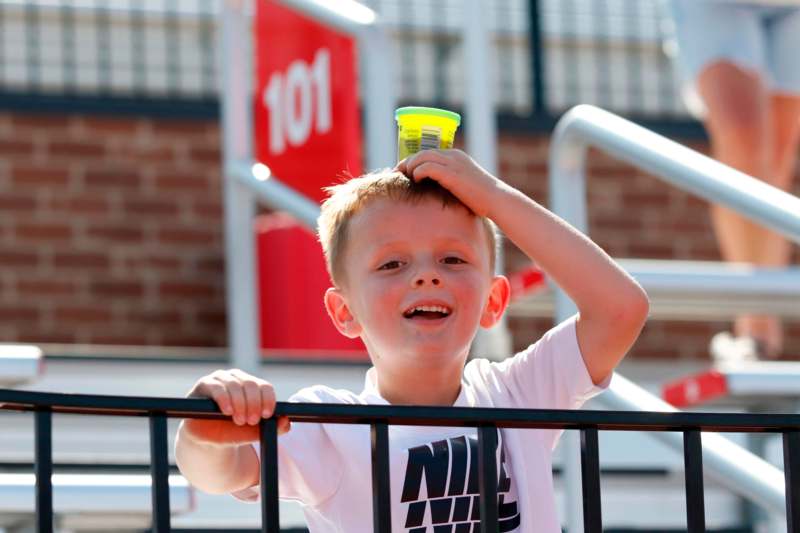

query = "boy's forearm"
[488,181,645,313]
[175,422,258,494]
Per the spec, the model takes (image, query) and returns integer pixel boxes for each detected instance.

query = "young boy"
[175,149,649,532]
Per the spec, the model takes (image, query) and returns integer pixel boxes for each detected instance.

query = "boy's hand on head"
[181,369,291,445]
[395,149,501,218]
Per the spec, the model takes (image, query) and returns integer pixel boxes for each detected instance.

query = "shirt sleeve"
[467,315,611,449]
[231,386,345,506]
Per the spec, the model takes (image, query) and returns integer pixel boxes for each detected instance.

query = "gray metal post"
[463,0,512,362]
[221,0,260,373]
[549,108,588,533]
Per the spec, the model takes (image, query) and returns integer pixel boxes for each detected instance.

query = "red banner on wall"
[254,0,363,203]
[253,0,367,359]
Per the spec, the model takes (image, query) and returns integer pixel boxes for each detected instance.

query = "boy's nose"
[414,276,440,286]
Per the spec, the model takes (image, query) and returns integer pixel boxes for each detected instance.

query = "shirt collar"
[361,366,469,407]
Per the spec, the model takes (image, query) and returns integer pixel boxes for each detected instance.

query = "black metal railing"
[2,387,797,532]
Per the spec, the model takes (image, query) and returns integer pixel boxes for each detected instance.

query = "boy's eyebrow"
[367,237,479,256]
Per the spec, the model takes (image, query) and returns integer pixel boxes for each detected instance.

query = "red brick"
[49,194,110,215]
[0,249,40,268]
[196,256,224,274]
[151,119,214,136]
[17,278,77,297]
[15,222,73,241]
[154,172,209,192]
[123,255,182,272]
[187,147,221,164]
[17,331,78,344]
[13,114,73,130]
[159,281,218,299]
[0,305,40,321]
[162,333,224,347]
[79,116,142,134]
[158,227,219,245]
[89,279,144,297]
[122,195,179,216]
[0,193,37,211]
[11,165,70,187]
[110,142,176,162]
[86,224,143,243]
[88,333,152,345]
[191,200,223,218]
[127,309,182,326]
[48,140,105,158]
[196,310,226,326]
[83,167,141,188]
[0,139,34,156]
[54,306,112,324]
[53,251,110,269]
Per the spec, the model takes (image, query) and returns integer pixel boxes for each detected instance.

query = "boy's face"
[324,197,509,370]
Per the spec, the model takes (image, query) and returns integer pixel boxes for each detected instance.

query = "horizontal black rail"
[2,388,800,432]
[2,388,799,533]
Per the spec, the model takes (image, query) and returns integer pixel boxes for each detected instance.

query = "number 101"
[263,48,332,155]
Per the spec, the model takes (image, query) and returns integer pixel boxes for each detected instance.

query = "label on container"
[420,126,442,150]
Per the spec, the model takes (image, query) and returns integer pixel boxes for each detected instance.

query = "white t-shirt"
[234,316,610,533]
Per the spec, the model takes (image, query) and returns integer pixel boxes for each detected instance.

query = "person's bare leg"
[749,93,800,355]
[697,62,800,357]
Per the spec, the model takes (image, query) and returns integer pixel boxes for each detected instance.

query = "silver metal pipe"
[221,0,260,373]
[549,105,793,522]
[601,375,786,513]
[230,161,321,230]
[510,260,800,320]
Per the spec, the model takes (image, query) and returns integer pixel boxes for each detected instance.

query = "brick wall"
[0,112,226,347]
[0,111,797,359]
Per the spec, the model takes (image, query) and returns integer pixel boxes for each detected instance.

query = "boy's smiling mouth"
[402,303,453,320]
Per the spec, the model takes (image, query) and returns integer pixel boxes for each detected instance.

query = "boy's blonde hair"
[318,169,497,286]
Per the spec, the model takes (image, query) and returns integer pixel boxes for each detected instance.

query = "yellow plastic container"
[395,106,461,161]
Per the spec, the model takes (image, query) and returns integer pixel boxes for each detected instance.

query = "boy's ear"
[324,287,363,338]
[480,275,511,328]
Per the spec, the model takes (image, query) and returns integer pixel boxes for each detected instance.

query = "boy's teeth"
[410,305,450,315]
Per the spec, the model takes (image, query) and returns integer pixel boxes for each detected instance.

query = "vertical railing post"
[528,0,545,115]
[784,430,800,533]
[580,427,602,532]
[149,414,171,533]
[35,408,53,533]
[478,425,498,532]
[371,422,391,532]
[683,430,706,533]
[261,418,280,533]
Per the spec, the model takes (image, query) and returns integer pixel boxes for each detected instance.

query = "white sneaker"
[709,332,759,363]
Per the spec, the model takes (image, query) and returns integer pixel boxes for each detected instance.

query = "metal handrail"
[549,104,800,530]
[511,259,800,320]
[1,388,798,533]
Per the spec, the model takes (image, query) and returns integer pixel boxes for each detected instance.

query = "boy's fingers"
[277,416,292,435]
[207,383,233,416]
[411,161,446,182]
[241,380,262,425]
[226,381,247,426]
[394,157,408,173]
[260,384,277,419]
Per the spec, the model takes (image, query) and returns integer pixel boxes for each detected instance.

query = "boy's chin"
[403,341,469,363]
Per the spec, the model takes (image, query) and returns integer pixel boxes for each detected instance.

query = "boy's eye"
[443,256,466,265]
[378,260,402,270]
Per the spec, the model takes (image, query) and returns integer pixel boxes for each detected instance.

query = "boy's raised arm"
[175,369,291,494]
[397,150,649,385]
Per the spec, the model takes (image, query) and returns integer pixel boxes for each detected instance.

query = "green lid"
[395,106,461,125]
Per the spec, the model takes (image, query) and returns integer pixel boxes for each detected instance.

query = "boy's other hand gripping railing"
[1,389,799,533]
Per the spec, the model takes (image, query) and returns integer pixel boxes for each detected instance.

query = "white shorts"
[667,0,800,114]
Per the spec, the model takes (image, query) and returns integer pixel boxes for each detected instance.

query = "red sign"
[253,0,367,359]
[254,0,363,203]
